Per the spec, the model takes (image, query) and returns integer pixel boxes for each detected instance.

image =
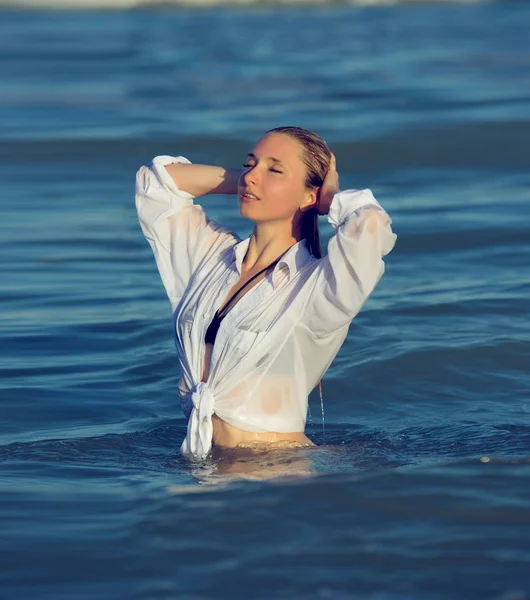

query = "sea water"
[1,2,529,598]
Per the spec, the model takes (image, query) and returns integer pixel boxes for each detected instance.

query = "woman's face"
[238,133,316,224]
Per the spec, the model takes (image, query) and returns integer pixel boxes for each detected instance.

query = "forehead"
[250,133,304,167]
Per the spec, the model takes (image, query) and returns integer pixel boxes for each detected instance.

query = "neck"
[244,219,303,271]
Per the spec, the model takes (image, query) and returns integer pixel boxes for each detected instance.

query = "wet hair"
[266,127,330,401]
[265,126,332,259]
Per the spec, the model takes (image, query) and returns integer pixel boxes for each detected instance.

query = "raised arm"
[164,162,242,197]
[302,156,397,337]
[135,155,241,309]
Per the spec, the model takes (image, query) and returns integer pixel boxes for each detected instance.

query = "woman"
[135,126,396,459]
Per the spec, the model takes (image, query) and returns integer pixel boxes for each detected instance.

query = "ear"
[300,187,319,213]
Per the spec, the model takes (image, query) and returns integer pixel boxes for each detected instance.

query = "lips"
[239,190,260,202]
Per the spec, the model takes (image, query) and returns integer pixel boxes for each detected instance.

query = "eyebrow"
[246,153,283,164]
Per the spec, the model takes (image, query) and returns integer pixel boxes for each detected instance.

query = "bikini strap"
[216,258,280,319]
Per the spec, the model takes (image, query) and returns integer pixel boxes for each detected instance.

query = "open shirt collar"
[232,236,313,288]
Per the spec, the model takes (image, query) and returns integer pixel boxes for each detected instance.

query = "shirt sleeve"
[303,188,397,338]
[135,155,238,307]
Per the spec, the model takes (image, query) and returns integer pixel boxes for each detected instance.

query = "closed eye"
[243,163,282,174]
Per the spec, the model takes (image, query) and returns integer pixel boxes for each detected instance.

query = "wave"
[0,0,493,9]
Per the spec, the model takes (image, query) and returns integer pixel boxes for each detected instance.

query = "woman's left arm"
[302,156,397,337]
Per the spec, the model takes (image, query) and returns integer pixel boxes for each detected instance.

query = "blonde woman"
[135,127,396,458]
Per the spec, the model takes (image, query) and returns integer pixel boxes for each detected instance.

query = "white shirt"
[135,155,397,458]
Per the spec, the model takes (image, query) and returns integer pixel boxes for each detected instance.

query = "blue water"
[1,3,530,599]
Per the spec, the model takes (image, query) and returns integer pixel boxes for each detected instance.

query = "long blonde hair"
[265,126,332,259]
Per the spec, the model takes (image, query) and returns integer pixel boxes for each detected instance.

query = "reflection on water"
[177,445,317,487]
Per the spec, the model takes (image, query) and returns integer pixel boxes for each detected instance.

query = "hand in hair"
[317,153,340,216]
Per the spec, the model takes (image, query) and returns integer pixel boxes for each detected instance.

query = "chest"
[174,257,315,370]
[174,262,274,353]
[180,256,285,326]
[215,265,279,320]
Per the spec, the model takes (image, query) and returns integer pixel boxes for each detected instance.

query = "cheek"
[266,178,305,212]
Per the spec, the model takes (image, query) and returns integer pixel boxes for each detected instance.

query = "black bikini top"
[204,258,280,346]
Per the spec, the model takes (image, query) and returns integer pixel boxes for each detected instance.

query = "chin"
[239,212,257,224]
[239,201,257,214]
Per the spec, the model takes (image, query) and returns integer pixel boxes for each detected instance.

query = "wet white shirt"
[135,155,396,458]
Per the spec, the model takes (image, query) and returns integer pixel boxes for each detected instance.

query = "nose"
[242,164,259,188]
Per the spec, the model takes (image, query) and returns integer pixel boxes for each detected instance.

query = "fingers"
[328,153,336,174]
[317,153,339,218]
[325,152,340,198]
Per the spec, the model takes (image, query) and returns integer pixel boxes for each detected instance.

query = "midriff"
[202,341,314,450]
[211,414,314,449]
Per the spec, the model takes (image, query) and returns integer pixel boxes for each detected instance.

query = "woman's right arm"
[164,162,242,197]
[135,155,241,308]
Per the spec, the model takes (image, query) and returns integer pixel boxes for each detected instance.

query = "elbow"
[135,164,151,197]
[362,209,396,257]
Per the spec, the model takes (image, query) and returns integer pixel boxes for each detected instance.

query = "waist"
[211,414,314,450]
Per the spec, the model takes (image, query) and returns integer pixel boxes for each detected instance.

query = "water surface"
[1,3,529,599]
